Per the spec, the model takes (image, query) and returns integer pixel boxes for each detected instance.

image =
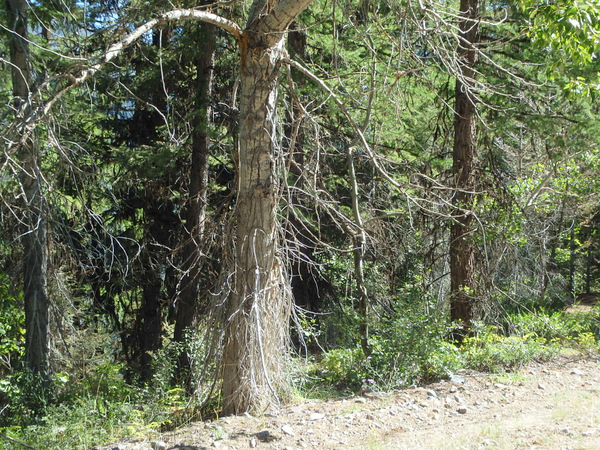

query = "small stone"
[355,398,367,404]
[449,385,458,393]
[582,429,599,436]
[249,438,258,448]
[572,368,585,376]
[457,406,468,414]
[308,412,325,421]
[281,425,295,436]
[538,383,547,391]
[255,430,275,442]
[150,442,167,450]
[427,389,438,398]
[365,413,376,420]
[449,374,466,384]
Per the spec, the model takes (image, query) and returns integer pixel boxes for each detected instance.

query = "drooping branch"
[4,9,242,155]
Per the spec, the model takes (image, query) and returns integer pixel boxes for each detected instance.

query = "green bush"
[461,326,559,372]
[508,309,600,345]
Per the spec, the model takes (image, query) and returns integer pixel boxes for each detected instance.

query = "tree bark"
[221,0,313,415]
[450,0,480,338]
[174,18,216,389]
[7,0,50,380]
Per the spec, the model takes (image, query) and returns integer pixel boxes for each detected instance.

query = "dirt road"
[96,355,600,449]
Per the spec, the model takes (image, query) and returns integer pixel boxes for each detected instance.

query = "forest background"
[2,0,600,448]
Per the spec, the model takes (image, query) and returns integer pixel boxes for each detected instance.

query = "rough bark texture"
[450,0,480,337]
[174,19,215,389]
[221,0,313,415]
[7,0,50,380]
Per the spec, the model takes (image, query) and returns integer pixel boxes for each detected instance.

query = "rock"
[150,442,167,450]
[281,424,295,436]
[572,368,585,375]
[308,412,325,421]
[538,383,547,391]
[427,389,438,398]
[457,406,468,414]
[582,429,599,436]
[255,429,276,442]
[249,438,258,448]
[449,374,466,384]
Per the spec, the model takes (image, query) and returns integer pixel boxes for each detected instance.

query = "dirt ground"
[95,354,600,450]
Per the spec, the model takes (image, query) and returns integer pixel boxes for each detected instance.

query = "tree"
[6,0,50,381]
[218,0,314,415]
[450,0,480,338]
[173,14,216,389]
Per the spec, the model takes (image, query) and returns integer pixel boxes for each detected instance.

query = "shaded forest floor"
[95,353,600,449]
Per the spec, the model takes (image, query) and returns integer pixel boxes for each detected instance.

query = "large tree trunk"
[450,0,480,338]
[220,0,313,415]
[7,0,50,380]
[174,19,215,389]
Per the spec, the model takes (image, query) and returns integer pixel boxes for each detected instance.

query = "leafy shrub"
[461,325,559,372]
[508,309,600,345]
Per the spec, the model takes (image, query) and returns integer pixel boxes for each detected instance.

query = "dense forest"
[2,0,600,447]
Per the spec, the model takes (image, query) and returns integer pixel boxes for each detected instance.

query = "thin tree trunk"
[568,223,575,301]
[346,147,370,357]
[286,23,322,314]
[139,195,178,382]
[7,0,50,380]
[450,0,479,339]
[174,19,215,389]
[221,0,313,415]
